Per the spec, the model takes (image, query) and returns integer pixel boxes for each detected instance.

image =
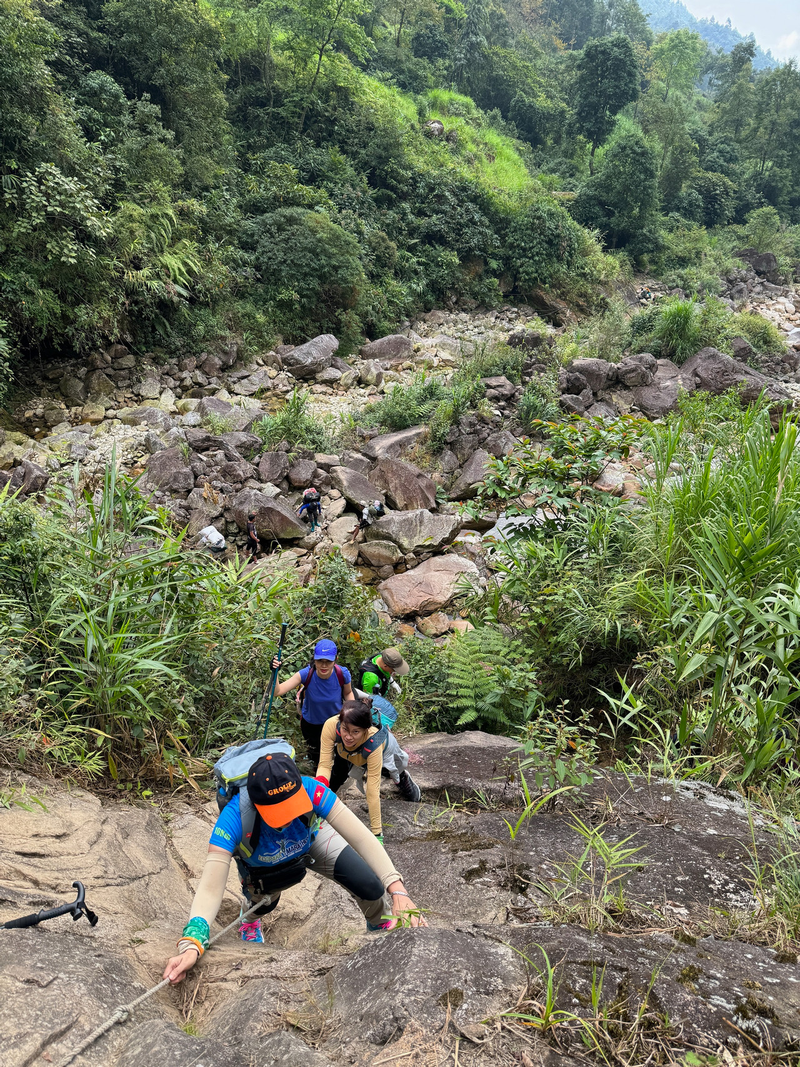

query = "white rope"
[55,900,263,1067]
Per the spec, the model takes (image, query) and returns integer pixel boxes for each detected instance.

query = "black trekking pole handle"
[262,622,288,739]
[2,881,99,930]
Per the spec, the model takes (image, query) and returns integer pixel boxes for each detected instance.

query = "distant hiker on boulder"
[316,697,421,842]
[162,752,425,982]
[297,487,322,531]
[271,639,353,767]
[351,499,385,543]
[246,512,260,563]
[358,647,409,698]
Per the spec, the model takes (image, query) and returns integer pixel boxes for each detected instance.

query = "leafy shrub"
[252,389,331,452]
[506,200,583,289]
[518,374,560,430]
[242,207,366,345]
[730,312,787,355]
[649,297,702,363]
[365,373,448,432]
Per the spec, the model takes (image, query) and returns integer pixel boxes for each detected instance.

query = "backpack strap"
[299,662,346,710]
[360,725,389,757]
[237,789,262,860]
[337,722,388,758]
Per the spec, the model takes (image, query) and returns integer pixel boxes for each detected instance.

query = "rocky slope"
[2,733,798,1066]
[3,274,799,632]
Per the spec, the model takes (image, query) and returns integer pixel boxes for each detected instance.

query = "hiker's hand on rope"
[163,948,199,985]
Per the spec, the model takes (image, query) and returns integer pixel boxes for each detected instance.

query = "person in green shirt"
[358,647,409,698]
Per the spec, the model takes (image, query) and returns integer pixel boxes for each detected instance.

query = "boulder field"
[1,733,798,1066]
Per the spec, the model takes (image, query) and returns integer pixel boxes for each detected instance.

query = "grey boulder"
[329,466,384,509]
[231,489,306,539]
[372,457,437,511]
[360,334,413,364]
[447,449,489,501]
[282,334,339,379]
[360,426,427,460]
[258,451,290,485]
[144,446,195,494]
[367,508,461,554]
[681,346,791,406]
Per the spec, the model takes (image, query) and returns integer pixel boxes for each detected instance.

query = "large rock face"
[329,465,384,509]
[144,446,195,494]
[329,928,525,1041]
[448,449,489,501]
[378,554,479,615]
[360,334,413,364]
[2,753,799,1065]
[372,457,437,511]
[282,335,339,379]
[360,426,427,460]
[230,488,307,539]
[367,508,461,554]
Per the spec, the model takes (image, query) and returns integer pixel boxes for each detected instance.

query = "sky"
[683,0,800,61]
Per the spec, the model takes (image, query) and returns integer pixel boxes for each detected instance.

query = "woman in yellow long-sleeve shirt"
[316,698,387,839]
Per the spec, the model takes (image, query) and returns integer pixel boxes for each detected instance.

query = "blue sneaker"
[240,919,264,943]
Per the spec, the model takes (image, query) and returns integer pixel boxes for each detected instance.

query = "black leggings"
[301,717,324,769]
[329,753,353,793]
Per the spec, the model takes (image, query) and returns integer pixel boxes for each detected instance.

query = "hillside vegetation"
[1,0,799,405]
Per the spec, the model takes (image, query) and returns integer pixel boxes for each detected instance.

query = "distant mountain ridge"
[643,0,777,68]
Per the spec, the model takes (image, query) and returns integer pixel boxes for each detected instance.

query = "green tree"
[103,0,230,187]
[572,128,659,251]
[650,29,705,102]
[575,34,639,173]
[453,0,490,92]
[283,0,371,135]
[242,207,366,341]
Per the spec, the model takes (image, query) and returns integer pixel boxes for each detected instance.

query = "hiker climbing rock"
[271,639,353,767]
[162,751,425,982]
[316,697,421,841]
[351,499,385,543]
[297,487,322,531]
[357,647,409,698]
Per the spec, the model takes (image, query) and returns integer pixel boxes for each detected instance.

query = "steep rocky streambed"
[2,733,799,1066]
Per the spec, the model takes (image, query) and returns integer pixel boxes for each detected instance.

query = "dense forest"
[1,0,799,403]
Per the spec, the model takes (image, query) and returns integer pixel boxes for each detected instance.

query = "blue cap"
[314,639,337,660]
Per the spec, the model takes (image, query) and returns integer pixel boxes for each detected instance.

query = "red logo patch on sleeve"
[313,785,325,806]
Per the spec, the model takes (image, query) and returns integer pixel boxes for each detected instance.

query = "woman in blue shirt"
[271,639,353,767]
[162,752,425,981]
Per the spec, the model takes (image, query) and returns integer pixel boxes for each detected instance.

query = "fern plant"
[445,628,542,732]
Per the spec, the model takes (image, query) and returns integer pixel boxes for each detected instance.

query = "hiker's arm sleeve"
[188,846,233,926]
[326,798,400,888]
[365,744,384,835]
[316,716,337,784]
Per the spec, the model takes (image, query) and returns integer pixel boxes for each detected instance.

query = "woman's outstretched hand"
[162,948,198,985]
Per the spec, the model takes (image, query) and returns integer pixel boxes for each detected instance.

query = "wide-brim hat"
[382,647,409,676]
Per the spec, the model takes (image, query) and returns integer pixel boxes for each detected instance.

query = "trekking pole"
[261,622,288,739]
[2,881,99,931]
